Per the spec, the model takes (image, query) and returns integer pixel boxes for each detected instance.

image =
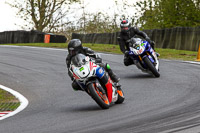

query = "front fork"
[139,52,155,64]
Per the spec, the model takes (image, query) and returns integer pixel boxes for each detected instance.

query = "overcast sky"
[0,0,137,32]
[0,0,19,31]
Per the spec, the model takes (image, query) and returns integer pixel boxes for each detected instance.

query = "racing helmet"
[120,19,131,33]
[68,39,83,56]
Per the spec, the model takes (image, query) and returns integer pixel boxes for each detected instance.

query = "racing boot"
[156,52,160,57]
[105,64,120,83]
[150,41,160,57]
[124,54,134,66]
[107,69,122,91]
[109,71,120,83]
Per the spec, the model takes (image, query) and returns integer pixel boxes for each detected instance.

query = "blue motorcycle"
[127,38,160,77]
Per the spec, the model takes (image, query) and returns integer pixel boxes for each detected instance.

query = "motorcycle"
[69,53,125,109]
[127,38,160,77]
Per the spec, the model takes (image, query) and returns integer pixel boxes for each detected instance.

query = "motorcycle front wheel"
[143,56,160,77]
[88,82,110,109]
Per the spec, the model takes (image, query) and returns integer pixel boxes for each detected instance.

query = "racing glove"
[145,37,151,43]
[124,50,129,56]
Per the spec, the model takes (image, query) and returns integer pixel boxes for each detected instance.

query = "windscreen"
[71,54,86,67]
[129,38,143,48]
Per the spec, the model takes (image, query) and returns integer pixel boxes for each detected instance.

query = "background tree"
[134,0,200,30]
[71,0,135,34]
[8,0,79,32]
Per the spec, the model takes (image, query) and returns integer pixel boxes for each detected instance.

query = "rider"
[66,39,120,91]
[118,19,158,66]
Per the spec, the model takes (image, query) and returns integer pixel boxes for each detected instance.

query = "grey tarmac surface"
[0,46,200,133]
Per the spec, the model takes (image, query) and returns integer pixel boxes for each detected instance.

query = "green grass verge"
[0,89,20,111]
[83,43,198,61]
[156,48,198,61]
[0,43,199,61]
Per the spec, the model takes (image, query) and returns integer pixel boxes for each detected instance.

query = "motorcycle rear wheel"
[115,88,125,104]
[88,83,110,109]
[143,56,160,77]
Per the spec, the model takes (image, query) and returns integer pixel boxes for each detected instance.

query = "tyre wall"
[72,27,200,51]
[0,30,67,44]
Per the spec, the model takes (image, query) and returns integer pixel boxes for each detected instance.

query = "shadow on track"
[62,105,103,112]
[121,73,155,79]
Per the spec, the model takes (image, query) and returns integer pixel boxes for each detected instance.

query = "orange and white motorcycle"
[69,53,125,109]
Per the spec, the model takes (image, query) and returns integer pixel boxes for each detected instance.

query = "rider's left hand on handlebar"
[124,50,129,56]
[95,58,102,64]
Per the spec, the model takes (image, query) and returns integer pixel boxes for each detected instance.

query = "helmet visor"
[120,21,130,32]
[121,26,129,32]
[122,27,129,30]
[69,47,76,56]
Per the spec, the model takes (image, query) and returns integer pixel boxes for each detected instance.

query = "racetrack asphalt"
[0,45,200,133]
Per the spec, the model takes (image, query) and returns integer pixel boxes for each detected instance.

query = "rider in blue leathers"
[118,19,157,66]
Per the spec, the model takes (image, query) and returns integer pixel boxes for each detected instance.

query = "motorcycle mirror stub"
[85,56,90,62]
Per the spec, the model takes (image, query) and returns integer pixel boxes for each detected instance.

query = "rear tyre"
[143,56,160,77]
[88,83,110,109]
[115,88,125,104]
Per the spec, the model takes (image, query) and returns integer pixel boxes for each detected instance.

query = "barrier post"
[44,34,50,43]
[197,41,200,61]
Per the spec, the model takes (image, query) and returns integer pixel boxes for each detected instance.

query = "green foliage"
[135,0,200,30]
[75,12,120,33]
[64,0,135,36]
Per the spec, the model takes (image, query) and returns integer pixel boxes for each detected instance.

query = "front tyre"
[143,56,160,77]
[88,83,110,109]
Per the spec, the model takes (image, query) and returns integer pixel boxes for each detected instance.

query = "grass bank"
[0,89,20,111]
[1,43,198,61]
[83,43,198,61]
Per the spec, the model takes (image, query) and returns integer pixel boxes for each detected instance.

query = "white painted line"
[0,85,29,120]
[0,114,5,117]
[161,59,200,65]
[184,61,200,65]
